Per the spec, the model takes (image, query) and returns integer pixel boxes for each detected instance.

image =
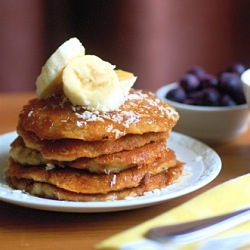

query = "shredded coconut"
[105,124,114,133]
[110,175,117,187]
[71,89,178,132]
[45,163,55,170]
[75,111,104,122]
[104,169,111,174]
[113,129,125,138]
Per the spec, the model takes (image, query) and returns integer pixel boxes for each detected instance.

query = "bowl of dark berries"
[156,63,250,144]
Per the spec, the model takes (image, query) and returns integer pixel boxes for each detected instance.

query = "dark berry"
[187,90,204,105]
[186,66,206,80]
[226,63,246,76]
[233,88,246,104]
[183,98,197,105]
[179,74,200,92]
[166,63,247,107]
[220,95,236,106]
[218,72,242,94]
[166,87,186,103]
[200,74,218,89]
[201,88,221,106]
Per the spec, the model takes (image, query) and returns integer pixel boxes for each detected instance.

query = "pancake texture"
[6,150,178,194]
[18,129,169,160]
[17,90,179,141]
[5,89,183,201]
[10,137,170,173]
[6,163,183,201]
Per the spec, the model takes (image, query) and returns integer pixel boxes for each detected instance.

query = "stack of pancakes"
[5,89,183,201]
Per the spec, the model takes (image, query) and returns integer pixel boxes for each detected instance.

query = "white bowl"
[156,82,250,144]
[241,69,250,109]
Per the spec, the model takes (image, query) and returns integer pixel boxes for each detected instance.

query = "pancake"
[10,136,46,166]
[6,149,178,194]
[66,140,168,173]
[18,129,169,160]
[10,137,169,173]
[5,163,183,201]
[17,89,179,141]
[6,87,182,201]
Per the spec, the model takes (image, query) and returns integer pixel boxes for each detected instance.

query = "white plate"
[0,131,221,213]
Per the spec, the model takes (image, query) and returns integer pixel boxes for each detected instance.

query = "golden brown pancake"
[10,136,45,166]
[6,87,183,201]
[17,89,179,141]
[66,140,168,173]
[10,137,169,173]
[6,149,178,194]
[5,163,183,201]
[18,129,169,160]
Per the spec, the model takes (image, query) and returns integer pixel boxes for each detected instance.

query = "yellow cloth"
[95,174,250,250]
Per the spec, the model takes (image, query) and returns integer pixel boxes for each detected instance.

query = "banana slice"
[36,37,85,99]
[62,55,136,111]
[115,69,137,91]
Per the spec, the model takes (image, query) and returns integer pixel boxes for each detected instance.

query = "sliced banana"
[36,37,85,99]
[115,69,137,91]
[62,55,136,111]
[35,37,137,111]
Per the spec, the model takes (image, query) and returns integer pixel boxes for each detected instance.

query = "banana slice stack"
[36,37,137,111]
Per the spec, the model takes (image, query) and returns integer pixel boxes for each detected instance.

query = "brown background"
[1,0,250,92]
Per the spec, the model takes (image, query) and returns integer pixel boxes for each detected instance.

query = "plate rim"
[0,131,222,213]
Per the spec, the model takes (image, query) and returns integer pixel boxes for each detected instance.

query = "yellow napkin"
[95,174,250,250]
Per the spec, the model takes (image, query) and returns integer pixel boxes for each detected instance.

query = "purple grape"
[218,72,242,94]
[233,88,246,104]
[179,74,200,92]
[187,90,204,105]
[183,98,197,105]
[220,95,236,106]
[186,66,206,80]
[166,87,186,103]
[226,63,246,76]
[201,88,221,106]
[200,74,218,89]
[167,63,247,107]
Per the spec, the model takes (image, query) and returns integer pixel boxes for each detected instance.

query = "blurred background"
[1,0,250,92]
